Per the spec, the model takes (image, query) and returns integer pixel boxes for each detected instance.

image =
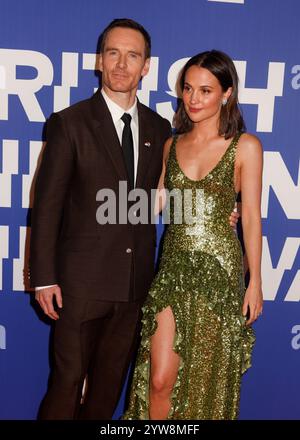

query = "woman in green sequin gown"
[124,51,263,420]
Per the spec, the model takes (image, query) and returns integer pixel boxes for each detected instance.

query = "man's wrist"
[35,284,57,291]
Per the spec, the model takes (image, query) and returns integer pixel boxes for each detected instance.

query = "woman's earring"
[222,98,228,106]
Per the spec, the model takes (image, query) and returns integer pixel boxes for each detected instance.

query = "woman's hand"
[242,283,263,325]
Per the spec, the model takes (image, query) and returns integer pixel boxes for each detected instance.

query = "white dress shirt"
[101,88,139,184]
[36,89,140,291]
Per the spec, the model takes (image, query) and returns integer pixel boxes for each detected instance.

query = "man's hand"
[35,285,63,320]
[229,203,240,229]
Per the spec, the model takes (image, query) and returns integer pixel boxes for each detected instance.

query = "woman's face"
[182,65,231,125]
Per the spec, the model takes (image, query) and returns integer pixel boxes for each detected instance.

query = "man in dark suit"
[30,18,239,420]
[30,18,171,420]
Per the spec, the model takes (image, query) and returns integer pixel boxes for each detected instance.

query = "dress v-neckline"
[173,134,238,183]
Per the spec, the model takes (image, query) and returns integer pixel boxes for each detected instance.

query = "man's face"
[99,27,150,95]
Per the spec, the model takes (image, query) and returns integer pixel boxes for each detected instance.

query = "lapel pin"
[144,141,151,147]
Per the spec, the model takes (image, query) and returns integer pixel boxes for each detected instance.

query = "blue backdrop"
[0,0,299,420]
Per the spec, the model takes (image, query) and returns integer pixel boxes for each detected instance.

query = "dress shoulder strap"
[225,131,243,164]
[231,131,243,150]
[167,134,179,160]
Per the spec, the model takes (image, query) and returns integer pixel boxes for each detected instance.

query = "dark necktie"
[121,113,134,190]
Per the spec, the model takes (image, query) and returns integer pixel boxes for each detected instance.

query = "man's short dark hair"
[99,18,151,59]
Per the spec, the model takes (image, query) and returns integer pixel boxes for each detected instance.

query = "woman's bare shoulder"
[239,132,262,150]
[237,132,263,159]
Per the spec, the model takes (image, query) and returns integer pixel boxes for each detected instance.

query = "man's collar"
[101,89,138,124]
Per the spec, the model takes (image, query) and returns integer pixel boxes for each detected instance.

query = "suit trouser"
[38,294,142,420]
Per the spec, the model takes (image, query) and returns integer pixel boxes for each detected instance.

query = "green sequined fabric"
[124,133,255,420]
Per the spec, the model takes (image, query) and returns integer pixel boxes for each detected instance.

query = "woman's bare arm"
[238,133,264,325]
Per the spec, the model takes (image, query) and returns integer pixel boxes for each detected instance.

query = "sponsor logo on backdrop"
[291,325,300,350]
[0,325,6,350]
[0,226,9,291]
[291,65,300,90]
[0,50,285,130]
[0,52,299,300]
[208,0,244,4]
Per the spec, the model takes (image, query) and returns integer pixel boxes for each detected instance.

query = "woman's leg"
[149,306,180,420]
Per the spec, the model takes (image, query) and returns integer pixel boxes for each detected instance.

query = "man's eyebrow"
[128,50,142,55]
[104,46,119,52]
[105,47,143,56]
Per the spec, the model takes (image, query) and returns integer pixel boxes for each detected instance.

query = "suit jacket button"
[126,248,132,253]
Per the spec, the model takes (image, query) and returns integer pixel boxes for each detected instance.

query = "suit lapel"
[135,101,155,188]
[91,90,128,181]
[90,91,156,188]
